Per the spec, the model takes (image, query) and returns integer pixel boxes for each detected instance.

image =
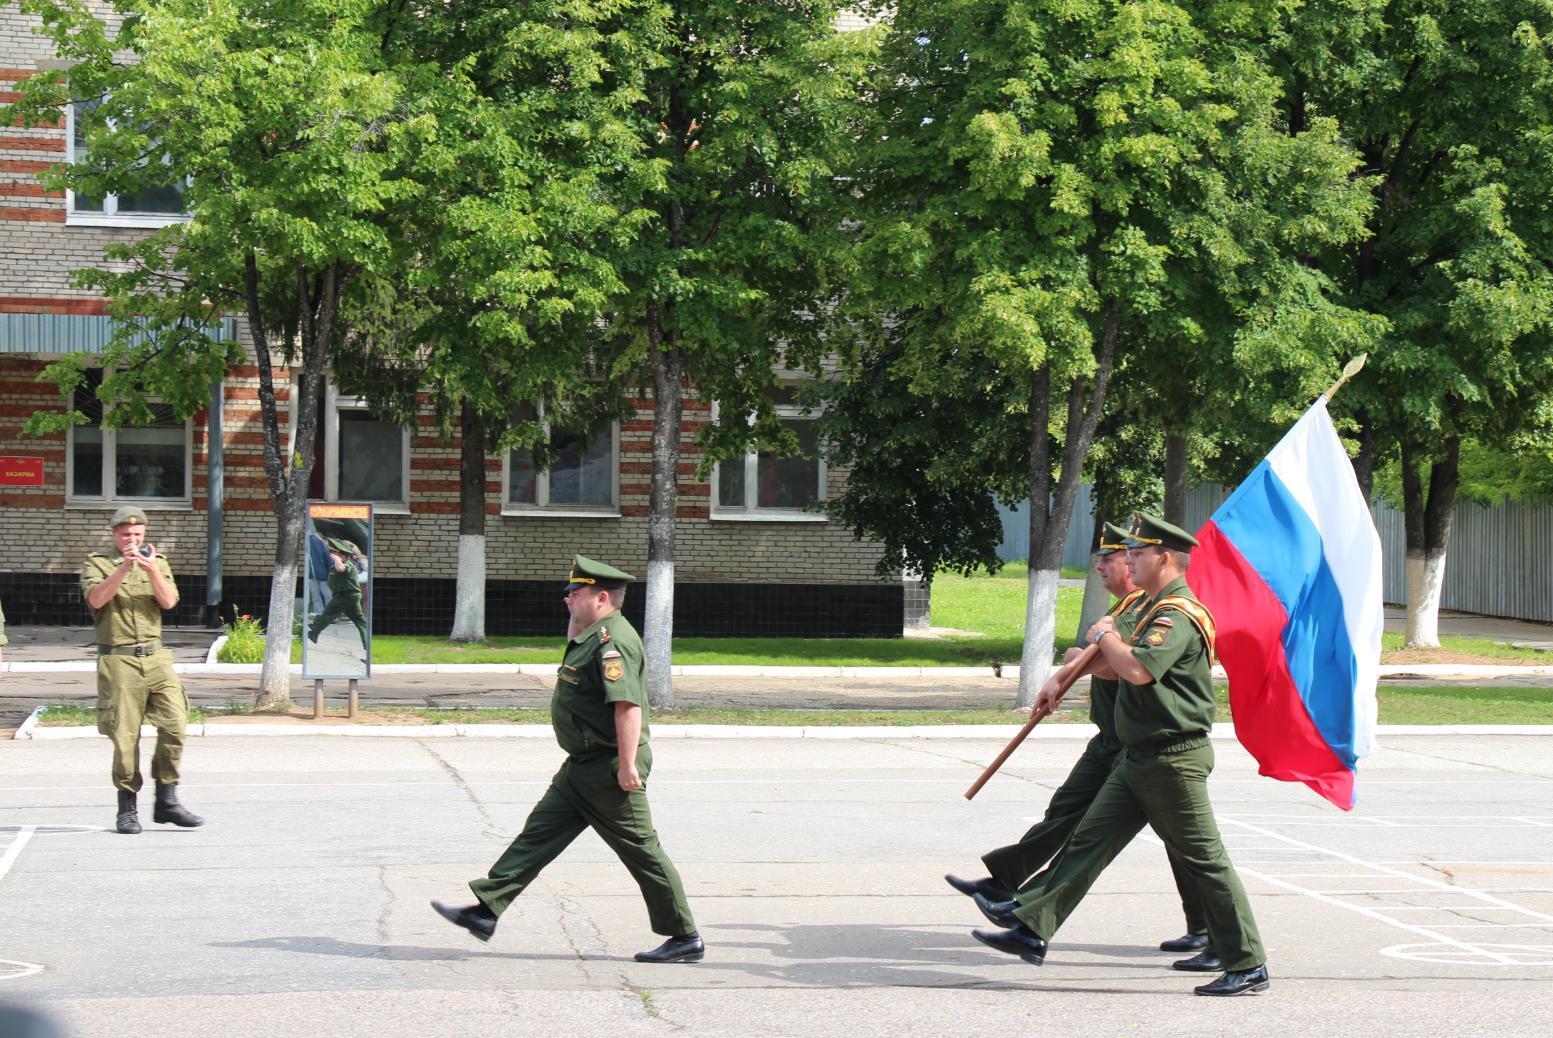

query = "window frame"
[323,384,411,513]
[65,100,191,228]
[64,369,194,510]
[709,389,828,522]
[500,407,620,518]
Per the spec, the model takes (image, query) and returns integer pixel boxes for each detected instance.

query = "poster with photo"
[303,501,373,680]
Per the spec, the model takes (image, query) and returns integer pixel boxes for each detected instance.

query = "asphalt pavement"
[2,731,1550,1037]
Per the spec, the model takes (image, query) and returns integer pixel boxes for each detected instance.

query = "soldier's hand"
[1035,676,1064,715]
[129,545,155,569]
[617,762,643,792]
[1086,615,1118,645]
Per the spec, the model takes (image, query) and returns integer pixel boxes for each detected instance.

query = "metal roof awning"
[0,313,237,354]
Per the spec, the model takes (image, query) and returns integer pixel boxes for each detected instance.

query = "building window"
[712,385,826,518]
[504,406,618,514]
[67,100,188,226]
[324,386,409,509]
[67,369,192,505]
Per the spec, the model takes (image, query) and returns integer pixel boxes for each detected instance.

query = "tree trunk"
[249,255,334,709]
[450,401,487,642]
[1401,436,1460,648]
[1017,304,1120,707]
[1075,510,1108,643]
[257,504,304,706]
[644,302,682,711]
[1350,408,1377,505]
[1163,432,1188,525]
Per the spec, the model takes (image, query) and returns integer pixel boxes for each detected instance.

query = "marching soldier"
[308,539,368,647]
[81,506,204,835]
[949,521,1209,954]
[972,513,1269,996]
[431,555,702,963]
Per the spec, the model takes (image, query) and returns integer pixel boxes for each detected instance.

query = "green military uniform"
[309,555,367,645]
[80,530,189,795]
[1012,518,1265,973]
[981,585,1147,887]
[468,557,696,938]
[982,525,1207,938]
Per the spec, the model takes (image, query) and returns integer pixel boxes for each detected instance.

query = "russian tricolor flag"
[1190,399,1382,810]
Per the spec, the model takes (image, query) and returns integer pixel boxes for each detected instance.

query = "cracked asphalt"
[2,732,1551,1037]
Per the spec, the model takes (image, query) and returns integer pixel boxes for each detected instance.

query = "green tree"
[600,1,876,708]
[840,0,1371,705]
[8,0,498,705]
[1287,1,1553,646]
[329,1,651,643]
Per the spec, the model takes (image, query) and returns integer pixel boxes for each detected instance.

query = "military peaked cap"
[1098,520,1132,556]
[565,554,636,593]
[1126,512,1199,553]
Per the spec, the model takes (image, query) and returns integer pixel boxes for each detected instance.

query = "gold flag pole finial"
[1323,353,1368,402]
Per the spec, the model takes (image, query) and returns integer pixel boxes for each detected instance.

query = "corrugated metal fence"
[996,485,1553,623]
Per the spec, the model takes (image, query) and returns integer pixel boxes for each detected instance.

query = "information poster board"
[302,501,373,680]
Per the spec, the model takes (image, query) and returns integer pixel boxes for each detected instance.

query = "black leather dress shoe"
[1172,950,1222,972]
[635,933,705,963]
[1194,965,1270,996]
[971,924,1047,966]
[945,873,1014,902]
[973,892,1019,928]
[1159,931,1210,953]
[430,899,498,942]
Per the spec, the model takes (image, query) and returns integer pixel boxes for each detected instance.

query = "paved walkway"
[4,616,1550,735]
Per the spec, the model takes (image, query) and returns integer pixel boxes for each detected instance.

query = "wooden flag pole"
[964,643,1102,800]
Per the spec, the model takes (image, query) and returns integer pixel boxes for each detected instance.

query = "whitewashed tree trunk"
[450,533,486,642]
[643,555,675,703]
[644,300,683,711]
[1018,566,1060,706]
[1404,549,1446,648]
[256,543,298,705]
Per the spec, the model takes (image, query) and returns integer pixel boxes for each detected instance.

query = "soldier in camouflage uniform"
[81,506,204,835]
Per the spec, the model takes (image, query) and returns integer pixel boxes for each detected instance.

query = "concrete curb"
[4,660,1552,679]
[18,721,1553,741]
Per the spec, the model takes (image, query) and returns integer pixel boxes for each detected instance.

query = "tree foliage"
[830,0,1372,701]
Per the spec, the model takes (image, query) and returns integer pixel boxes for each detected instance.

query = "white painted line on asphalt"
[0,826,36,886]
[1513,816,1553,827]
[0,961,44,983]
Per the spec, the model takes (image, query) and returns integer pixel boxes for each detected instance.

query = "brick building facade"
[0,3,916,638]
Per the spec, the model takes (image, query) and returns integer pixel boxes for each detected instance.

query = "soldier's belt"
[1125,735,1209,758]
[98,640,164,658]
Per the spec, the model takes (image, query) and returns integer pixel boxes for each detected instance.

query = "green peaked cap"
[565,554,636,592]
[1098,520,1131,556]
[1125,512,1199,553]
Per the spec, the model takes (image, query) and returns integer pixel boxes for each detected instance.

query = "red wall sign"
[0,456,45,487]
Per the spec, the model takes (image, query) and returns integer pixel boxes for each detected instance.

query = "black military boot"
[115,790,142,835]
[152,782,205,827]
[634,933,705,963]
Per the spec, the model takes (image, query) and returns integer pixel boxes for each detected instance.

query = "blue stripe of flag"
[1211,461,1361,768]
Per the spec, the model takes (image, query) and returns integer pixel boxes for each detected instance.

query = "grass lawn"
[267,561,1088,667]
[239,561,1552,669]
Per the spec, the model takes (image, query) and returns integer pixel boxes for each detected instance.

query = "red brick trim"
[0,136,64,153]
[0,207,65,223]
[0,297,109,314]
[0,183,64,199]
